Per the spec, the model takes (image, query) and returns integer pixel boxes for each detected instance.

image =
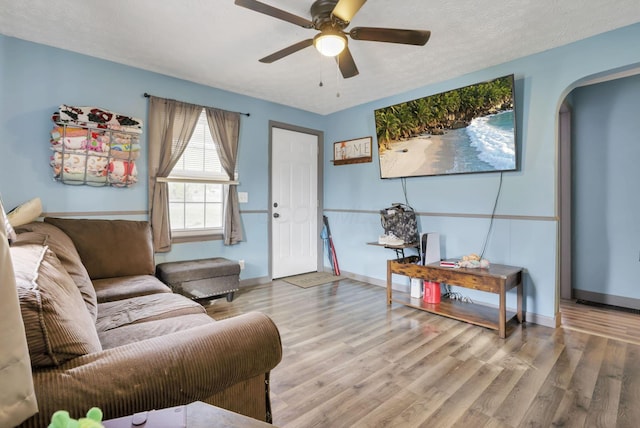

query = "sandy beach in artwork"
[379,133,455,178]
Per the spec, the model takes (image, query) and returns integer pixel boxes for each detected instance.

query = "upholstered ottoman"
[156,258,240,303]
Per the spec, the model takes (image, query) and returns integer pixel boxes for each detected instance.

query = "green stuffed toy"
[48,407,104,428]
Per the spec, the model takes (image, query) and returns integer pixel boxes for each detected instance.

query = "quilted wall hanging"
[50,105,143,187]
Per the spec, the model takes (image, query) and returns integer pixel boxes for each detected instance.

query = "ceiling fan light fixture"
[314,31,346,57]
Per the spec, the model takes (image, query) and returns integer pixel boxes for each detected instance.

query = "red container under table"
[423,281,441,303]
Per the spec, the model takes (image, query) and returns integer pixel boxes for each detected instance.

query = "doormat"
[282,271,343,288]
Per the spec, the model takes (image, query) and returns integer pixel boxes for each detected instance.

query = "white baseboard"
[526,311,560,328]
[239,276,271,287]
[574,289,640,311]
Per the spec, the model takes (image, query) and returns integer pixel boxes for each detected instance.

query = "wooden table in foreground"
[387,256,524,338]
[103,401,276,428]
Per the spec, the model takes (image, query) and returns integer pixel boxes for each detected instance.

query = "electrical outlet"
[238,259,245,270]
[238,192,249,203]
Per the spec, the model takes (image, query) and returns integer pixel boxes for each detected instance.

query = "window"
[167,109,232,238]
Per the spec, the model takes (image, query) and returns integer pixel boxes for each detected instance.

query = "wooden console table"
[387,256,524,338]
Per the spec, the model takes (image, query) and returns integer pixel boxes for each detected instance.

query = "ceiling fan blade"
[331,0,367,24]
[234,0,313,28]
[349,27,431,45]
[336,46,359,78]
[259,39,314,63]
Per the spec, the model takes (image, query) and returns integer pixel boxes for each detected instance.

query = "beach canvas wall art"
[375,75,517,179]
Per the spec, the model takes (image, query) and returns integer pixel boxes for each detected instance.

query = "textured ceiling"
[1,0,639,114]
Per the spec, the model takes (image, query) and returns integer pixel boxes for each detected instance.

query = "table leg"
[392,248,404,259]
[517,280,524,323]
[499,284,506,339]
[386,259,392,305]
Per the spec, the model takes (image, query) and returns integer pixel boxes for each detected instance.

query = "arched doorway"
[558,66,640,342]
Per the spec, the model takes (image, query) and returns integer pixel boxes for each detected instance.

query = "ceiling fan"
[234,0,431,78]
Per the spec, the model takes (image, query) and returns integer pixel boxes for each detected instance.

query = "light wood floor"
[207,278,640,428]
[560,299,640,345]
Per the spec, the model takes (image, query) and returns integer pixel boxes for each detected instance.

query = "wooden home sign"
[333,137,372,165]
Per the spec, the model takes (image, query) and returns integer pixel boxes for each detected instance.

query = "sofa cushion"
[92,275,172,303]
[10,230,48,246]
[11,244,102,367]
[98,313,214,349]
[44,217,155,279]
[96,293,206,333]
[15,222,98,321]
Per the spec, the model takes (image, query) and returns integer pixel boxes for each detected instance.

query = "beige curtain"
[205,108,243,245]
[147,96,201,252]
[0,206,38,427]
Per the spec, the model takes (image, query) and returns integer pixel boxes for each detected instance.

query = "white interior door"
[271,127,318,279]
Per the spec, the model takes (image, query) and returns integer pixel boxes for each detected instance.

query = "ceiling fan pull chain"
[336,55,341,98]
[319,54,324,87]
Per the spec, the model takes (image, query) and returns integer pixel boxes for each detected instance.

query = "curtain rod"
[143,93,250,117]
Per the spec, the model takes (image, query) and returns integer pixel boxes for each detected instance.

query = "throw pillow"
[0,197,17,243]
[7,197,42,227]
[11,244,102,367]
[15,222,98,321]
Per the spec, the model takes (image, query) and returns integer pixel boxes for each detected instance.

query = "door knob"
[273,213,280,218]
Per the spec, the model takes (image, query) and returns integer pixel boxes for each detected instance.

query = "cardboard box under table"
[156,258,240,302]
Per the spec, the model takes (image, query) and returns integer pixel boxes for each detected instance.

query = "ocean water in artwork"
[446,110,515,174]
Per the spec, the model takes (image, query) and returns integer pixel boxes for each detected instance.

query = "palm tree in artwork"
[375,111,401,152]
[393,104,417,139]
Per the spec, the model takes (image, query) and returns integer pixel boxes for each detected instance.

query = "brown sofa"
[11,218,282,428]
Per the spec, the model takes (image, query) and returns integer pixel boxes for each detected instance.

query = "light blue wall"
[2,22,640,323]
[0,35,325,280]
[572,74,640,300]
